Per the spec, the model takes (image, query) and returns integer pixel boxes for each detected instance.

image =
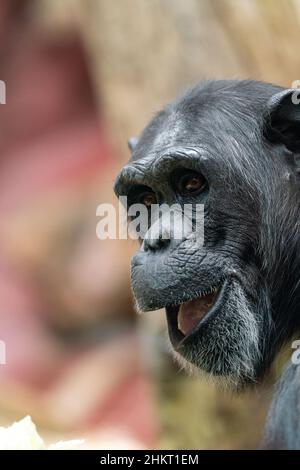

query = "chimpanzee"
[114,80,300,449]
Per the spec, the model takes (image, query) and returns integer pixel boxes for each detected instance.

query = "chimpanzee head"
[114,80,300,387]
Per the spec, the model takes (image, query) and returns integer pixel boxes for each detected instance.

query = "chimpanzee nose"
[142,219,171,252]
[142,233,171,252]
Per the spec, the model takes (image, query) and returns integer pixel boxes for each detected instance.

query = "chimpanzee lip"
[165,280,226,350]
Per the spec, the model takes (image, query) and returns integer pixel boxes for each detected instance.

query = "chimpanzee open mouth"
[166,283,223,349]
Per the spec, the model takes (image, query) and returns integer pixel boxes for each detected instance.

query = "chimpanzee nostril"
[143,235,171,252]
[142,216,172,252]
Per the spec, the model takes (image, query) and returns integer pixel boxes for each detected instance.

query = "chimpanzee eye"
[171,169,206,196]
[127,185,157,208]
[141,192,157,208]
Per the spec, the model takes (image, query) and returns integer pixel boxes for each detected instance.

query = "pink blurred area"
[0,0,157,448]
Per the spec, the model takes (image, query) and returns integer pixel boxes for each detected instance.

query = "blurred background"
[0,0,299,449]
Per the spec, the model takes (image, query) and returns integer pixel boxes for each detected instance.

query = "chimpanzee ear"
[128,137,138,152]
[265,88,300,152]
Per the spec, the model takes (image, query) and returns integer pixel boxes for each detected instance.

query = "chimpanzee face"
[115,80,300,387]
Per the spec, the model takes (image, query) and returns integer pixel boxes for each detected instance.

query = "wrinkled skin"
[114,80,300,447]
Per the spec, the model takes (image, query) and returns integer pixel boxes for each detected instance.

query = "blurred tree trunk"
[35,0,300,158]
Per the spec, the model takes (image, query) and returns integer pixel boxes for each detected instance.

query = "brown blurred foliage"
[36,0,300,155]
